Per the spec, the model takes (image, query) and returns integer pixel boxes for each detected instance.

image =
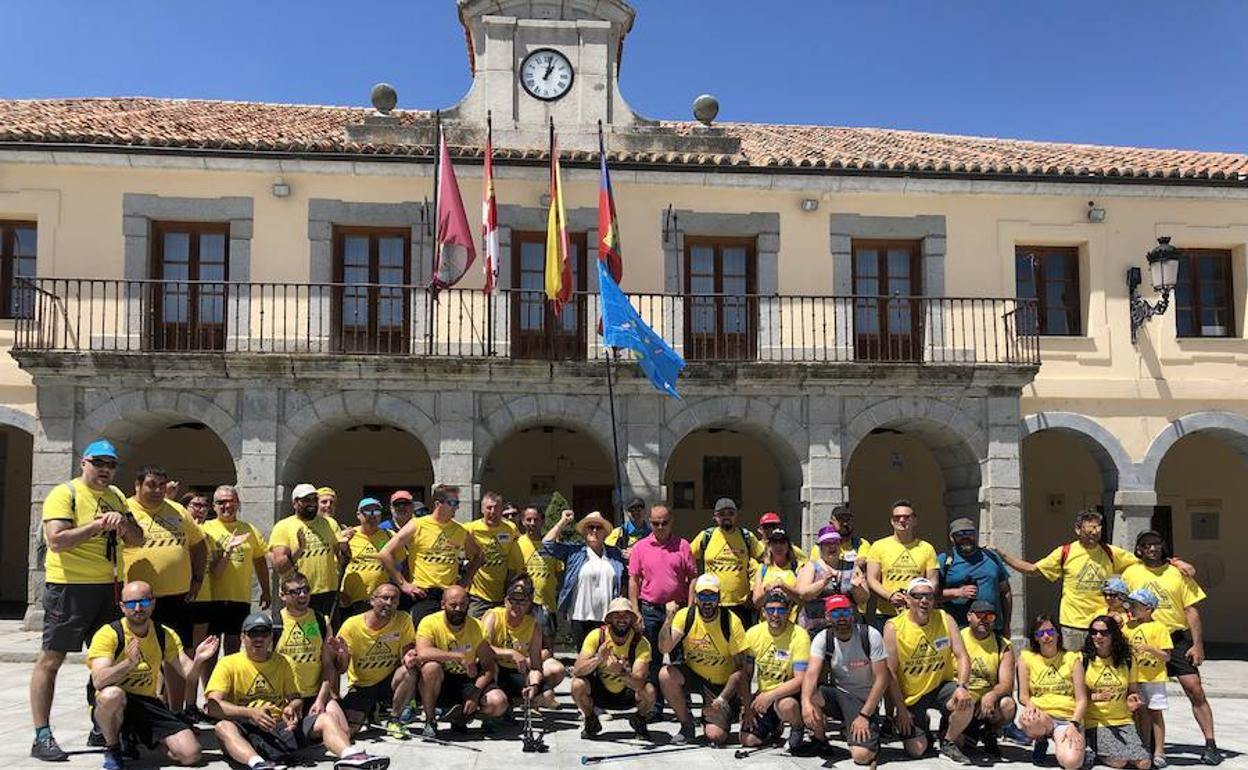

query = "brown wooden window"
[1015,245,1081,336]
[1175,248,1234,338]
[149,222,229,351]
[852,239,922,361]
[683,237,757,360]
[333,227,412,354]
[0,221,36,319]
[510,230,588,360]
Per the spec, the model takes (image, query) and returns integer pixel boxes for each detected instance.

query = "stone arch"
[1022,411,1131,491]
[78,389,241,459]
[1138,411,1248,490]
[0,405,36,436]
[473,394,618,483]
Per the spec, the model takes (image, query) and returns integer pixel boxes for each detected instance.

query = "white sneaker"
[334,753,391,770]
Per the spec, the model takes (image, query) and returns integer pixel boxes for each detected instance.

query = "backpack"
[596,625,642,664]
[38,481,129,567]
[86,620,171,709]
[819,624,872,685]
[680,606,735,656]
[697,526,756,575]
[1060,541,1112,571]
[939,548,1006,590]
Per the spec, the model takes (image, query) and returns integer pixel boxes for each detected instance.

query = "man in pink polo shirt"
[628,504,695,722]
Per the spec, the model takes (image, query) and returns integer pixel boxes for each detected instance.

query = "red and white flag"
[482,128,499,294]
[430,133,476,290]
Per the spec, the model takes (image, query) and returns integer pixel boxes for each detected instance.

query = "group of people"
[27,439,1224,769]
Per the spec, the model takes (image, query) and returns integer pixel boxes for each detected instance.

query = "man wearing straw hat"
[570,597,655,741]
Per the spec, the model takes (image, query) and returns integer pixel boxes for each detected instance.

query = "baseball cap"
[694,574,721,595]
[907,577,936,594]
[1127,587,1159,609]
[1102,576,1129,595]
[763,588,790,606]
[291,483,318,502]
[1135,530,1165,545]
[949,517,977,535]
[713,497,737,512]
[625,496,646,511]
[390,490,414,503]
[357,497,382,512]
[824,594,852,613]
[507,581,535,600]
[758,512,782,526]
[831,506,853,519]
[968,600,996,615]
[241,612,275,633]
[766,527,791,543]
[316,486,336,498]
[82,439,119,460]
[816,525,842,544]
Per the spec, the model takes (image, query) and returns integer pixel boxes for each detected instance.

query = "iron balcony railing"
[12,278,1039,366]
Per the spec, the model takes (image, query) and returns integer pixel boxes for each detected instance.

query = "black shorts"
[411,587,445,627]
[151,592,193,647]
[435,671,498,710]
[308,591,337,618]
[468,596,500,618]
[673,664,739,722]
[41,582,120,652]
[208,600,251,636]
[122,694,189,747]
[898,681,959,738]
[742,702,784,740]
[497,668,530,700]
[341,676,395,719]
[818,685,881,750]
[1167,630,1201,679]
[587,675,639,711]
[236,714,317,760]
[188,599,214,627]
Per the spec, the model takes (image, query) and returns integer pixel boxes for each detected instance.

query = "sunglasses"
[763,606,788,616]
[952,530,976,538]
[584,525,605,532]
[971,611,997,620]
[827,609,855,620]
[892,514,915,522]
[439,498,461,508]
[1102,591,1126,599]
[88,458,118,469]
[283,586,310,596]
[244,628,273,637]
[1034,628,1058,639]
[695,592,720,602]
[909,592,935,601]
[122,598,153,610]
[1089,628,1111,637]
[360,508,382,516]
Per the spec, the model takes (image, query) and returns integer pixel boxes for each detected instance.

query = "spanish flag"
[544,125,571,316]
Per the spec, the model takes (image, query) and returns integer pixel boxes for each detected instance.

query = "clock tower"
[447,0,645,147]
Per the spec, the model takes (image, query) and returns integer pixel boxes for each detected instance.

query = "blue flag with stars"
[597,259,685,399]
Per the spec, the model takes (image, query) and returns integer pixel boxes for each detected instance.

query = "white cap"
[907,577,936,594]
[291,483,318,502]
[694,574,721,594]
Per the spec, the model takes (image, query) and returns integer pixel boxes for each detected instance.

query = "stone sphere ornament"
[692,94,719,126]
[370,83,398,115]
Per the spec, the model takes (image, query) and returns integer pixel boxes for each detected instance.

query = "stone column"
[237,388,281,529]
[1110,489,1158,551]
[981,393,1025,637]
[621,393,663,505]
[24,383,78,630]
[437,391,476,522]
[805,396,845,551]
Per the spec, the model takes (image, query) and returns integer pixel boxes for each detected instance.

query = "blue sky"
[5,0,1245,152]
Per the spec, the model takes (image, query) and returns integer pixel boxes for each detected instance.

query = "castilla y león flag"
[430,133,476,291]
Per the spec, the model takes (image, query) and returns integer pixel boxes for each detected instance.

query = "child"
[1124,587,1172,767]
[1102,576,1131,628]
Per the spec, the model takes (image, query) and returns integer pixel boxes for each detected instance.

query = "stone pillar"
[621,394,663,505]
[24,383,78,630]
[1110,489,1158,551]
[437,391,476,522]
[237,388,281,529]
[806,396,844,551]
[981,393,1025,637]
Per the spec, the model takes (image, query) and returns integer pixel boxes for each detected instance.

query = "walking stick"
[521,692,549,753]
[580,744,703,764]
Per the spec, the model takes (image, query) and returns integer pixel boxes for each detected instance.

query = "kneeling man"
[571,597,655,740]
[337,582,420,734]
[415,585,508,739]
[740,590,810,753]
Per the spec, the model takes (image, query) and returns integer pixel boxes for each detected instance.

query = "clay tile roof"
[2,97,1246,185]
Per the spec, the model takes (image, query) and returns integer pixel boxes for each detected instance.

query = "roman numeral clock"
[520,48,574,102]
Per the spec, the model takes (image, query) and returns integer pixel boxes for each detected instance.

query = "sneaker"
[787,727,805,754]
[627,713,649,741]
[1153,756,1168,769]
[101,747,124,770]
[1002,723,1031,746]
[87,727,107,748]
[30,735,68,762]
[671,721,696,746]
[581,711,602,739]
[421,721,437,740]
[981,731,1002,759]
[383,719,409,740]
[253,763,285,770]
[335,753,391,770]
[1201,745,1223,766]
[119,734,140,760]
[1082,747,1095,770]
[941,740,974,766]
[1032,739,1049,765]
[398,703,418,725]
[442,704,464,728]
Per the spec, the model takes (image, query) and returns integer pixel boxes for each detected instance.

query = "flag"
[481,124,499,295]
[430,133,476,290]
[544,132,571,316]
[598,259,685,399]
[597,129,622,283]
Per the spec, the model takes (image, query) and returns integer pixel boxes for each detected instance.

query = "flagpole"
[547,117,556,360]
[428,111,441,353]
[598,120,626,524]
[485,110,493,356]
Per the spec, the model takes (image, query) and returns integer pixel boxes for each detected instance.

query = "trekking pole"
[521,692,549,753]
[580,745,703,764]
[733,744,778,760]
[363,722,483,753]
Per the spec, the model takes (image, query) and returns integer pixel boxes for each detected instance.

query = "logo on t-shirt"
[1073,560,1107,592]
[1033,661,1074,698]
[902,636,947,676]
[884,550,921,584]
[358,639,400,672]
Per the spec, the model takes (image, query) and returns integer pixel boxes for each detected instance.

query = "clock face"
[520,49,574,102]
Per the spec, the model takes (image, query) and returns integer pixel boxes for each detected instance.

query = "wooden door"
[333,227,411,354]
[511,231,588,360]
[150,222,228,351]
[684,237,757,360]
[852,240,922,361]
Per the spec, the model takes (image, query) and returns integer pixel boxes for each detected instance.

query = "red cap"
[389,490,413,503]
[824,594,852,613]
[758,511,781,526]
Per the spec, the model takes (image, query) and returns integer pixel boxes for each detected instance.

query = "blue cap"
[1102,576,1129,595]
[81,439,118,460]
[357,497,383,512]
[1127,587,1159,610]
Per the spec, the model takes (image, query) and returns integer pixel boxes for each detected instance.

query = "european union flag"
[598,259,685,399]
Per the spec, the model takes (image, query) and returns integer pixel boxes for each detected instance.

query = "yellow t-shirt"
[605,526,651,554]
[465,519,524,603]
[671,607,747,685]
[518,534,563,610]
[754,561,799,621]
[961,626,1011,700]
[41,480,129,585]
[340,529,394,605]
[407,516,469,590]
[743,621,811,693]
[338,611,417,688]
[276,608,328,698]
[890,609,955,704]
[206,651,299,717]
[579,626,652,694]
[123,498,204,598]
[269,514,342,595]
[416,611,486,675]
[690,528,765,606]
[1035,542,1136,629]
[1125,619,1172,684]
[86,620,183,699]
[1021,649,1078,719]
[868,536,938,617]
[486,606,537,670]
[1085,655,1135,727]
[1122,563,1206,633]
[201,518,267,604]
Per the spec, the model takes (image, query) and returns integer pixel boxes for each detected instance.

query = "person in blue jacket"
[542,509,628,648]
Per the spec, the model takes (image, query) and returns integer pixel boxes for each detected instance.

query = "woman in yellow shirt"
[1018,614,1089,770]
[1082,616,1149,769]
[751,529,802,617]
